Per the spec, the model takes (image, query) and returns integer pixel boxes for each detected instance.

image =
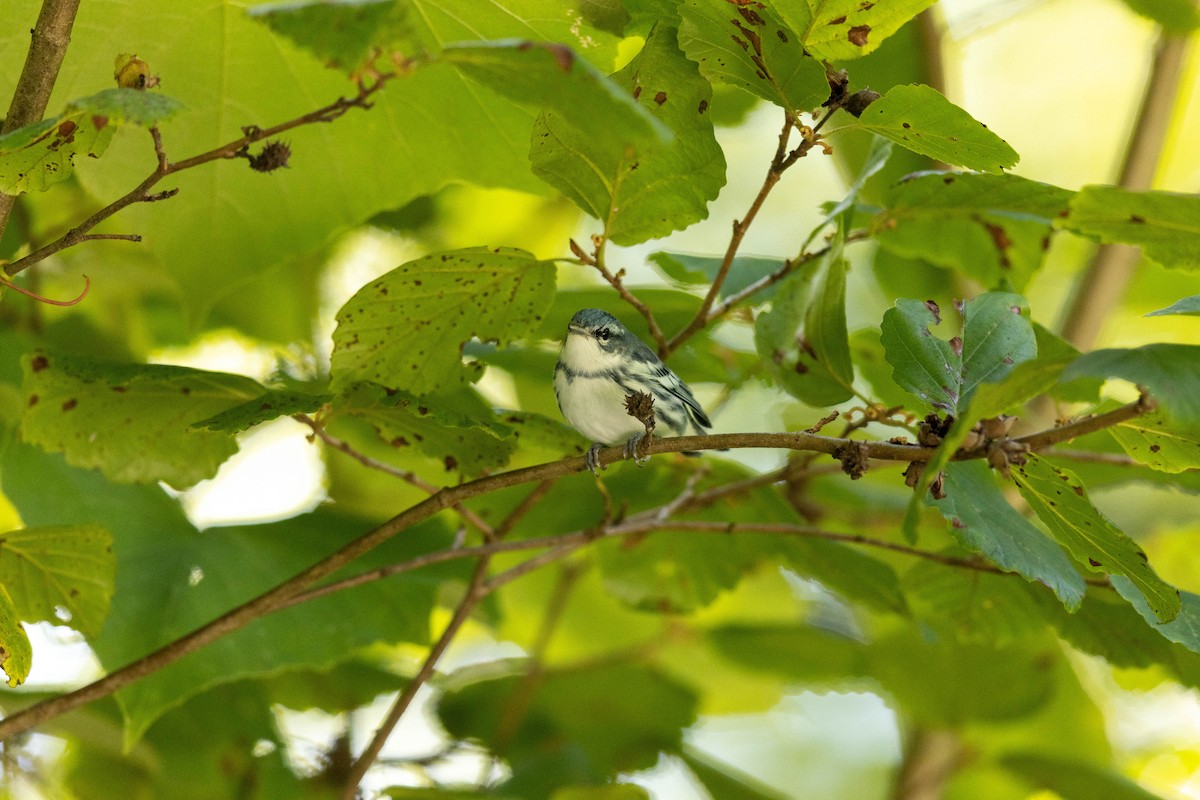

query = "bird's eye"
[597,328,611,342]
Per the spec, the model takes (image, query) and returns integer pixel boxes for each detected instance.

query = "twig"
[5,75,394,277]
[0,402,1148,742]
[294,413,494,537]
[0,0,82,240]
[1059,29,1193,348]
[586,235,670,355]
[0,273,89,306]
[339,558,491,799]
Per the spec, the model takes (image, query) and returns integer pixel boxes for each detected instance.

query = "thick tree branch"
[0,0,81,241]
[0,400,1146,741]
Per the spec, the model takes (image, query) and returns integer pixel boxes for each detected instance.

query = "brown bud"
[843,89,881,118]
[248,141,292,173]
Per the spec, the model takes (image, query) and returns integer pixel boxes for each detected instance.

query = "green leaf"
[677,0,829,112]
[1118,0,1200,33]
[902,557,1050,644]
[1112,581,1200,657]
[808,135,893,245]
[330,247,556,393]
[931,462,1085,610]
[648,252,786,302]
[754,255,855,407]
[1003,752,1169,800]
[880,292,1036,414]
[20,351,263,489]
[777,0,938,61]
[442,40,669,149]
[871,172,1072,290]
[803,231,854,390]
[1063,344,1200,425]
[531,24,726,245]
[551,787,650,800]
[1107,408,1200,473]
[849,84,1019,173]
[334,382,516,475]
[190,389,331,434]
[1062,186,1200,270]
[248,0,414,71]
[438,661,697,776]
[0,524,115,638]
[0,584,31,687]
[1146,295,1200,317]
[0,88,184,194]
[681,750,790,800]
[1012,455,1180,623]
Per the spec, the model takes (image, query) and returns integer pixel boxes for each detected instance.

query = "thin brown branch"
[1007,400,1148,453]
[0,0,82,240]
[0,273,89,306]
[1059,29,1193,348]
[295,412,494,537]
[5,76,393,277]
[340,558,491,799]
[0,401,1148,742]
[587,235,670,355]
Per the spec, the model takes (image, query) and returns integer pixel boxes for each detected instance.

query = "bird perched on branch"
[554,308,711,473]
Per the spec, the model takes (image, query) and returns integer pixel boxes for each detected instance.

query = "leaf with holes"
[871,172,1072,290]
[850,84,1018,173]
[0,88,184,194]
[1061,186,1200,270]
[0,585,31,687]
[531,24,726,245]
[333,382,516,475]
[0,525,115,638]
[1013,455,1179,623]
[330,247,555,393]
[20,351,263,488]
[677,0,828,112]
[880,292,1036,415]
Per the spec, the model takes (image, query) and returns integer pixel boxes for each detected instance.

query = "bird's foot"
[585,443,604,474]
[625,431,650,465]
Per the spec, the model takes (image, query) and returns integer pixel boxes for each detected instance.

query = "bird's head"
[559,308,633,372]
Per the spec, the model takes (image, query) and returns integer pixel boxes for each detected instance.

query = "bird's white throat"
[558,328,625,375]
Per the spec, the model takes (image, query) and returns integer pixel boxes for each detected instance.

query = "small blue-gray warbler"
[555,308,711,472]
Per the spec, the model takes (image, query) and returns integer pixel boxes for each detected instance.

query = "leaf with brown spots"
[1107,408,1200,474]
[20,351,263,488]
[775,0,935,60]
[531,25,726,245]
[851,84,1018,173]
[330,246,555,393]
[0,524,115,639]
[0,88,184,194]
[1014,454,1180,623]
[1060,186,1200,270]
[333,382,516,476]
[678,0,828,112]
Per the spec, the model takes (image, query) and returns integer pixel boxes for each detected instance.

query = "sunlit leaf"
[248,0,414,71]
[330,247,556,393]
[1003,752,1169,800]
[777,0,938,61]
[1118,0,1200,31]
[677,0,828,111]
[1107,408,1200,473]
[1013,455,1180,623]
[849,84,1018,173]
[0,584,30,687]
[0,524,115,638]
[0,88,183,194]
